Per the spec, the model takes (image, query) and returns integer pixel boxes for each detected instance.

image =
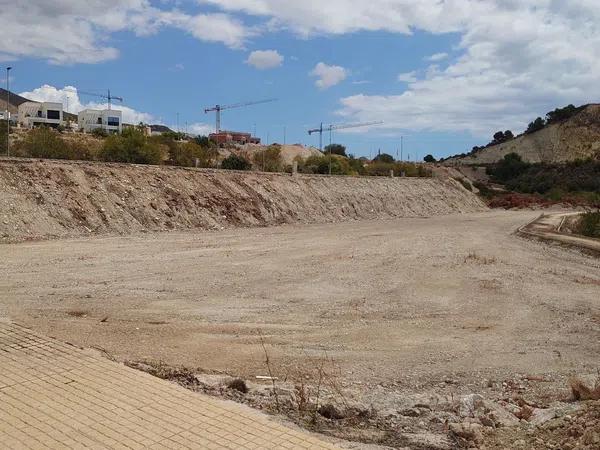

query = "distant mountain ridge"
[0,88,32,114]
[445,104,600,165]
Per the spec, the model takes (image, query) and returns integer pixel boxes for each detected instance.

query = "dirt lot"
[2,210,600,448]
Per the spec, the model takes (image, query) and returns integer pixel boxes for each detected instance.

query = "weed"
[577,212,600,238]
[227,378,249,394]
[464,253,497,265]
[258,329,280,411]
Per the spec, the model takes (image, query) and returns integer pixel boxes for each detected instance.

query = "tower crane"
[308,121,383,152]
[64,88,123,111]
[308,121,383,175]
[204,99,276,133]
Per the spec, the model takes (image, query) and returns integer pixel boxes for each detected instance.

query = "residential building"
[78,109,123,134]
[18,102,63,128]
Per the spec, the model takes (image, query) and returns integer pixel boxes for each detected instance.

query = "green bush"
[99,128,163,165]
[91,128,108,138]
[0,123,6,154]
[486,153,530,182]
[221,154,252,171]
[253,145,283,172]
[167,141,217,168]
[300,154,352,175]
[324,143,347,157]
[373,153,395,163]
[577,212,600,238]
[15,127,80,160]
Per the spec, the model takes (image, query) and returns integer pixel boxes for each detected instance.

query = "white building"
[78,109,123,134]
[18,102,63,128]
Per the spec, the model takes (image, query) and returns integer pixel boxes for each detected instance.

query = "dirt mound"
[241,143,322,165]
[446,104,600,164]
[0,158,486,241]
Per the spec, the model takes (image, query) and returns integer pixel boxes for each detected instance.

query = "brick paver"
[0,321,339,449]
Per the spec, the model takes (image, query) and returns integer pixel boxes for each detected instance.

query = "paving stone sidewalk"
[0,321,339,449]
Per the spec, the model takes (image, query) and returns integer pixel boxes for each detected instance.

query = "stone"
[459,394,485,417]
[448,422,484,444]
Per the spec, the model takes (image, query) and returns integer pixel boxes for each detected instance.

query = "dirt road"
[2,210,599,389]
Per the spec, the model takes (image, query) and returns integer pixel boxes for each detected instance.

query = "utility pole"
[176,112,180,134]
[283,126,286,145]
[6,66,11,156]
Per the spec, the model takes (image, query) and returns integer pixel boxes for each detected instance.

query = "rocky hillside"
[0,158,486,242]
[446,104,600,165]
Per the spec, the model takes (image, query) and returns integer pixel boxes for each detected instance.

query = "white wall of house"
[18,102,63,128]
[78,109,123,134]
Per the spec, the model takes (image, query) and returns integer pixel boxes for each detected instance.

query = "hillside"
[0,88,32,115]
[0,158,486,242]
[446,104,600,165]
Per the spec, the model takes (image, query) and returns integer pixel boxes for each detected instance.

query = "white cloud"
[0,1,251,64]
[245,50,284,70]
[352,80,371,85]
[201,1,600,137]
[169,63,185,71]
[310,62,347,89]
[186,123,215,136]
[426,52,448,62]
[397,71,418,83]
[19,85,155,124]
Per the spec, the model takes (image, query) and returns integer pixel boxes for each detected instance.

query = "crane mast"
[204,99,276,133]
[308,121,383,175]
[308,121,383,151]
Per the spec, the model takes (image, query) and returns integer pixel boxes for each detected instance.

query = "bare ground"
[2,210,600,447]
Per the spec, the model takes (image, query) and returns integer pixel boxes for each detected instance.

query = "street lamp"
[6,66,11,156]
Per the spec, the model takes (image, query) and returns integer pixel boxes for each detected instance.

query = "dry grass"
[67,310,88,318]
[464,253,497,265]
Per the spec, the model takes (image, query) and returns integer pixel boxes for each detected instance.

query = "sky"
[2,1,600,160]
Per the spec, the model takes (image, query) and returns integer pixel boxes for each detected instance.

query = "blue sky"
[4,1,600,160]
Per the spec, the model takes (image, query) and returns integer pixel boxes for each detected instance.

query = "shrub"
[221,154,252,171]
[526,117,546,134]
[453,177,473,191]
[194,135,212,148]
[487,153,530,182]
[300,154,352,175]
[324,143,347,157]
[16,127,75,160]
[99,128,163,165]
[226,378,248,394]
[373,153,395,163]
[91,128,108,138]
[0,123,6,154]
[577,212,600,238]
[168,141,217,168]
[253,145,283,172]
[423,154,436,163]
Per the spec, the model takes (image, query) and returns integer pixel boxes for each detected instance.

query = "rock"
[459,394,485,417]
[399,407,424,417]
[448,422,484,444]
[403,432,453,450]
[582,429,600,445]
[529,408,557,425]
[529,404,579,426]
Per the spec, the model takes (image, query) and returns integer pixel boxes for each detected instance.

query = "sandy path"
[1,210,599,389]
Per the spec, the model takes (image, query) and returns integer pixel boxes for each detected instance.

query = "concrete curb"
[516,212,600,256]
